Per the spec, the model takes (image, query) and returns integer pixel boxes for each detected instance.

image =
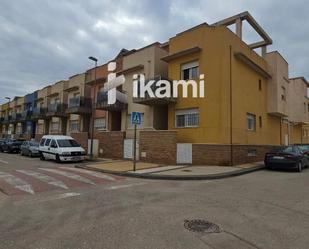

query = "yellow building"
[160,12,308,165]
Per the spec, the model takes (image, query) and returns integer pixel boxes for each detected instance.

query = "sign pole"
[133,123,137,171]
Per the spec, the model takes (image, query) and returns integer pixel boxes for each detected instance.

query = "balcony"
[96,90,127,111]
[3,115,12,124]
[11,112,22,123]
[66,96,92,115]
[31,107,47,120]
[132,76,176,105]
[46,103,68,117]
[20,110,32,121]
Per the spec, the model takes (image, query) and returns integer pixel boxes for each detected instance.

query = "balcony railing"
[66,96,92,114]
[11,112,22,122]
[132,76,176,105]
[96,90,127,111]
[20,110,32,121]
[32,107,47,119]
[3,115,12,124]
[47,103,68,117]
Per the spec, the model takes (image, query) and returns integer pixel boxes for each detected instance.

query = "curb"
[75,164,265,181]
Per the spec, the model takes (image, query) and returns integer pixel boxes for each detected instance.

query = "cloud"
[0,0,308,104]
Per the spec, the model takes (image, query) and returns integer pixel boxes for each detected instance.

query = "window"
[281,86,286,101]
[181,61,199,80]
[51,121,59,132]
[175,108,199,128]
[94,118,106,130]
[57,139,80,148]
[258,79,262,91]
[247,113,256,131]
[70,120,80,132]
[45,139,51,146]
[39,138,46,146]
[259,116,262,128]
[50,140,57,148]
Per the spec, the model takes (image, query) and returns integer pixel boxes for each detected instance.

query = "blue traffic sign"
[131,112,142,125]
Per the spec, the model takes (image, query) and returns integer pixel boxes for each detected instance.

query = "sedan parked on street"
[20,140,40,157]
[1,139,26,153]
[264,145,309,172]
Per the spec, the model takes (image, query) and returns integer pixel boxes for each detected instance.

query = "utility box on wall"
[88,139,99,158]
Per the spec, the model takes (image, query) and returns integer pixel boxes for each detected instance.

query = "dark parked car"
[20,140,40,157]
[0,139,10,152]
[264,145,309,172]
[1,139,26,153]
[294,144,309,155]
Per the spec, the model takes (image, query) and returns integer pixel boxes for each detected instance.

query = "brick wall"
[95,131,125,159]
[192,144,231,166]
[232,145,276,165]
[139,130,177,165]
[70,132,89,152]
[192,144,277,166]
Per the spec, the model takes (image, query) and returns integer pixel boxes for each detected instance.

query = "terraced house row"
[1,12,309,166]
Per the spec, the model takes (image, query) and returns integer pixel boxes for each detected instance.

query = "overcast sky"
[0,0,308,104]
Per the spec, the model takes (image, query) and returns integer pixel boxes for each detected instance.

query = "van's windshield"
[57,139,80,148]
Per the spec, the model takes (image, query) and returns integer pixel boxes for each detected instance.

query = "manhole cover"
[184,219,220,233]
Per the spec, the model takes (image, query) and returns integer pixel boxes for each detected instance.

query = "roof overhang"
[161,46,202,62]
[234,52,271,79]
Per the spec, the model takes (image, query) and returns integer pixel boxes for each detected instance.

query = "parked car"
[0,139,6,152]
[20,140,40,157]
[1,139,26,153]
[264,145,309,172]
[39,135,86,163]
[294,144,309,155]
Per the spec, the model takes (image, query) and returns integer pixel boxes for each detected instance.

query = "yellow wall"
[167,25,282,145]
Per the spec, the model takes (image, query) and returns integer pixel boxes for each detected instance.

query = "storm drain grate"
[182,169,192,172]
[184,219,220,233]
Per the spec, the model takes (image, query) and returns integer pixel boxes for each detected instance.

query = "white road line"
[0,172,34,194]
[36,192,81,203]
[61,167,116,181]
[0,159,9,164]
[39,168,96,185]
[16,170,68,189]
[107,182,146,190]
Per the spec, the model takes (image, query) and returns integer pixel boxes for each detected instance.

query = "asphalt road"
[0,152,309,249]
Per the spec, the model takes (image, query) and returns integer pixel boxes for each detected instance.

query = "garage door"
[177,143,192,164]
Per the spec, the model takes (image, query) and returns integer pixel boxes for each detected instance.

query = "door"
[123,139,139,160]
[43,139,52,159]
[177,143,192,164]
[49,139,58,160]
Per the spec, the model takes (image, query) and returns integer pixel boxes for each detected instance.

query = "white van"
[39,135,86,163]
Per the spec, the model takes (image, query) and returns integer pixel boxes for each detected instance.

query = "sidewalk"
[76,159,265,180]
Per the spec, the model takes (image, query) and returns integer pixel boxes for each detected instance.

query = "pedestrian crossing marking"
[61,167,116,181]
[16,170,68,189]
[0,172,34,194]
[39,168,96,185]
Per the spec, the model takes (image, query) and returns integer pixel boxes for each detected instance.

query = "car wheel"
[21,151,24,156]
[297,161,302,172]
[56,154,61,163]
[29,152,33,157]
[40,153,45,161]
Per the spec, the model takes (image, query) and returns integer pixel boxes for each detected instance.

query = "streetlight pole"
[88,56,98,159]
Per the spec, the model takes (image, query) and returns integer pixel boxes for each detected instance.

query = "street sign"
[131,112,142,172]
[131,112,142,125]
